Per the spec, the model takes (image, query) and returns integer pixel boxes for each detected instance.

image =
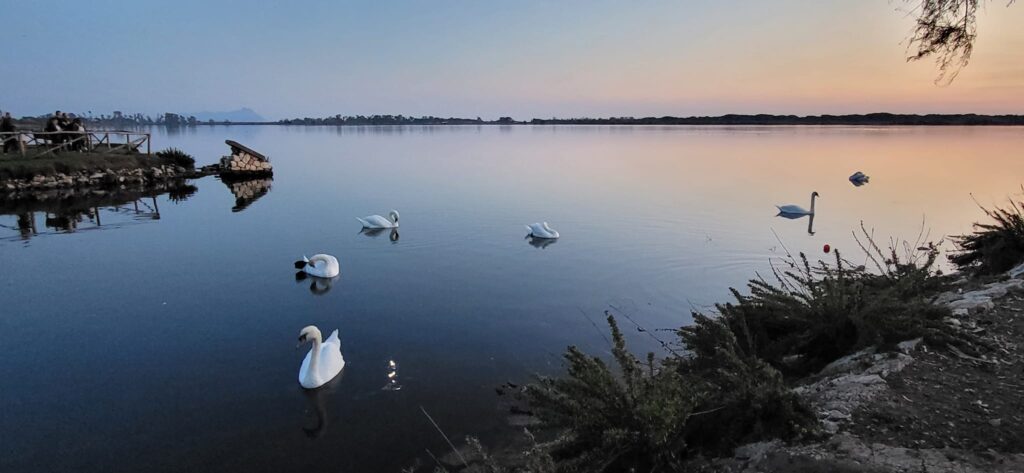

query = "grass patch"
[950,197,1024,276]
[0,150,194,180]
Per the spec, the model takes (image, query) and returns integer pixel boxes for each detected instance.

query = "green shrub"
[950,198,1024,275]
[524,315,813,472]
[155,147,195,169]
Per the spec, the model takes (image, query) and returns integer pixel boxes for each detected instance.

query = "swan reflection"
[294,272,339,295]
[359,227,399,243]
[300,372,343,438]
[526,235,558,249]
[774,212,816,235]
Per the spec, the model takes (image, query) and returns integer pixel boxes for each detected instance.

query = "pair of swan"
[294,210,398,281]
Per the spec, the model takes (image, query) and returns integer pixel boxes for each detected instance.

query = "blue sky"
[2,1,1022,119]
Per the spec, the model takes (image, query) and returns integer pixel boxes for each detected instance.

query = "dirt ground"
[849,290,1024,454]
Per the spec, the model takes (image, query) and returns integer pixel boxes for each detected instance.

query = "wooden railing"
[0,130,151,157]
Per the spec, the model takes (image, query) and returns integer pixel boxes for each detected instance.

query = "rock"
[897,338,923,354]
[1009,262,1024,278]
[734,440,782,462]
[818,347,877,377]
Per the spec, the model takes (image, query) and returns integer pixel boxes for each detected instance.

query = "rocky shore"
[698,273,1024,473]
[0,164,217,200]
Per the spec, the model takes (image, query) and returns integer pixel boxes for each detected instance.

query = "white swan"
[297,325,345,389]
[294,254,340,278]
[527,222,559,239]
[357,210,399,229]
[776,192,819,216]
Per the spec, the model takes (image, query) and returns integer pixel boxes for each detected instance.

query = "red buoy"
[823,244,831,253]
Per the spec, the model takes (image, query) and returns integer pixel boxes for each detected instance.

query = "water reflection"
[526,235,558,249]
[775,212,816,235]
[0,182,197,240]
[383,359,401,391]
[300,373,343,438]
[221,177,273,212]
[294,272,339,295]
[359,227,399,243]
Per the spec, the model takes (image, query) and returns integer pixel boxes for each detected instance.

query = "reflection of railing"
[0,130,151,157]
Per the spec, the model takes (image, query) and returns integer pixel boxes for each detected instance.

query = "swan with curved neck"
[294,254,340,278]
[527,222,559,239]
[776,192,818,216]
[297,325,345,389]
[357,210,399,229]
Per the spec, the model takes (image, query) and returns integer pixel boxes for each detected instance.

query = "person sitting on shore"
[65,118,87,151]
[1,112,19,153]
[45,111,64,145]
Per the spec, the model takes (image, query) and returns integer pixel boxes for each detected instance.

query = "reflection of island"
[0,181,197,240]
[359,227,399,243]
[221,176,273,212]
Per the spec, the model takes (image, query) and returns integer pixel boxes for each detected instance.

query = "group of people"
[0,110,91,153]
[44,110,88,150]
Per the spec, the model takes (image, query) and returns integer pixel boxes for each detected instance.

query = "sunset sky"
[2,0,1022,119]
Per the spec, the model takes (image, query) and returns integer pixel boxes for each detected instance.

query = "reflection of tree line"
[1,176,274,240]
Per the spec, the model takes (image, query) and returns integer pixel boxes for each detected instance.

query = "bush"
[950,198,1024,275]
[155,147,195,169]
[524,315,813,472]
[717,227,954,376]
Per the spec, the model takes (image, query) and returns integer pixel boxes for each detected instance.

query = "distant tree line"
[527,113,1024,125]
[277,113,1024,126]
[5,111,230,128]
[276,114,521,126]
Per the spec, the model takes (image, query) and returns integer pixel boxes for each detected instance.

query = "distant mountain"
[190,108,266,123]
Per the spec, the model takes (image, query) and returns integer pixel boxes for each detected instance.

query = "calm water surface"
[1,125,1022,472]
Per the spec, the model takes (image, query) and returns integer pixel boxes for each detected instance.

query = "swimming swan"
[527,222,560,239]
[297,325,345,389]
[776,192,818,216]
[294,254,340,278]
[357,210,399,229]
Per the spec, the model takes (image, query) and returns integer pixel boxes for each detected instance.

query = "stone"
[897,338,923,354]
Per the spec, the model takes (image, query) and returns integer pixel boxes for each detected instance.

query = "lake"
[2,125,1022,472]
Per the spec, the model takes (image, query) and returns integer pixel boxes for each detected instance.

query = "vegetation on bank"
[514,225,981,472]
[950,197,1024,276]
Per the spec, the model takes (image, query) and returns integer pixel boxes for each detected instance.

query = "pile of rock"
[219,140,273,176]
